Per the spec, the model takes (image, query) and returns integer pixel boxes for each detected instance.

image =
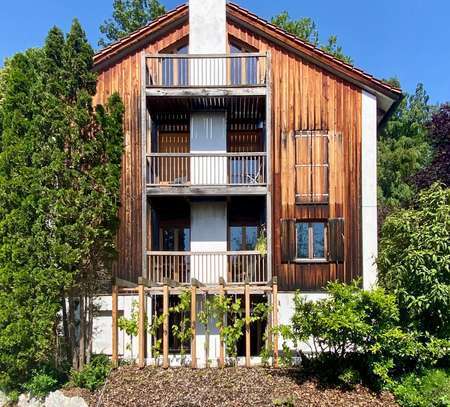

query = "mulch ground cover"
[82,366,398,407]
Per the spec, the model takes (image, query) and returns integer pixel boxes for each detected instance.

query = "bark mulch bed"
[87,366,398,407]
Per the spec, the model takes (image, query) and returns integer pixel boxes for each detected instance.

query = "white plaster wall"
[190,112,227,185]
[361,90,378,290]
[189,0,226,85]
[190,201,227,283]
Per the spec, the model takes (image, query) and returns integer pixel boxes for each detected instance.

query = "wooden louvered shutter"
[328,218,345,262]
[281,219,296,263]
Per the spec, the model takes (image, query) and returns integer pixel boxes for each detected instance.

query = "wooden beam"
[111,283,119,368]
[190,285,197,368]
[219,281,225,368]
[162,283,169,369]
[245,281,251,368]
[146,86,266,98]
[114,277,138,289]
[191,278,205,288]
[146,185,268,197]
[138,282,146,368]
[138,276,156,288]
[272,277,279,368]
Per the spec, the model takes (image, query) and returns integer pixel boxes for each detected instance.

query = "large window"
[295,131,329,204]
[161,44,189,86]
[230,43,257,85]
[296,221,327,260]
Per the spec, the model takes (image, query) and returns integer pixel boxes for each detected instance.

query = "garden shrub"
[288,280,445,386]
[70,354,111,391]
[391,368,450,407]
[23,367,60,398]
[378,183,450,339]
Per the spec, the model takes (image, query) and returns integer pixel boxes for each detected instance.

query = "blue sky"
[1,0,448,104]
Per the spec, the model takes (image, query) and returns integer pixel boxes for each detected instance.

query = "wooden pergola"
[111,277,279,369]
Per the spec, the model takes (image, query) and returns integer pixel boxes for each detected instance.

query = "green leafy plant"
[379,183,450,339]
[69,354,111,391]
[118,300,139,360]
[170,291,192,366]
[255,225,267,256]
[148,310,165,365]
[391,368,450,407]
[23,367,61,398]
[198,296,213,367]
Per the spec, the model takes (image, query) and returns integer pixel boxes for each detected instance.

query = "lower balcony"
[146,251,268,285]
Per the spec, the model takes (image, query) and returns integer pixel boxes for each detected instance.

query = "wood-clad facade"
[93,3,400,291]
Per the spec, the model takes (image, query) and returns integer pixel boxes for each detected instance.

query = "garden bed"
[86,366,398,407]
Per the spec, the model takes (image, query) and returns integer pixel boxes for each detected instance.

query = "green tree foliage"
[0,20,124,392]
[378,183,450,339]
[378,83,433,211]
[99,0,166,47]
[271,11,353,64]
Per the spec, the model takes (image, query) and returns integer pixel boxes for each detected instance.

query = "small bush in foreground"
[70,354,111,391]
[392,368,450,407]
[23,369,59,398]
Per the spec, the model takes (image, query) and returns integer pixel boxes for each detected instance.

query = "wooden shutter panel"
[281,219,296,263]
[328,218,344,262]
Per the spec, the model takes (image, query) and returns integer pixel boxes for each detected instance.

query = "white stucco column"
[361,90,378,290]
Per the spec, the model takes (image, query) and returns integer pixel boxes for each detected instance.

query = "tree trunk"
[79,292,86,369]
[68,294,79,370]
[61,291,71,363]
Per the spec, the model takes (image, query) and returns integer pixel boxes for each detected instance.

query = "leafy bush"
[288,280,446,386]
[23,369,59,398]
[70,354,111,391]
[392,368,450,407]
[379,183,450,339]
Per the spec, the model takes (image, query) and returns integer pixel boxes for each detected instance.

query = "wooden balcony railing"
[145,53,267,88]
[146,251,268,285]
[146,152,267,187]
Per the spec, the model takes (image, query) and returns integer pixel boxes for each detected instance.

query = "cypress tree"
[0,19,124,391]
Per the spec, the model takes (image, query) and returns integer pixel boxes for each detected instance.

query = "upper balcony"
[145,53,268,97]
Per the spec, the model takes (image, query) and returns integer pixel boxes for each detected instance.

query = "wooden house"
[91,0,402,366]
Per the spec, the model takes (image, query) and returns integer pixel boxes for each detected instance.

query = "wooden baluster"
[245,281,251,367]
[111,281,119,368]
[191,284,197,368]
[162,283,169,368]
[138,279,146,368]
[272,277,279,368]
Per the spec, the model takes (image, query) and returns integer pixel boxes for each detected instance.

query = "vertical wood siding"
[228,20,362,291]
[93,16,362,291]
[93,21,189,282]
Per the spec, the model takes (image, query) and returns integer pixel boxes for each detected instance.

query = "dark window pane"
[246,226,258,250]
[230,226,244,251]
[180,228,190,251]
[296,223,309,258]
[312,223,325,258]
[162,229,175,251]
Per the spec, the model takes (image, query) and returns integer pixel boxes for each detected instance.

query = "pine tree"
[99,0,166,47]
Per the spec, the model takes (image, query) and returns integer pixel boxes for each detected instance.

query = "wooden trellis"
[111,277,279,369]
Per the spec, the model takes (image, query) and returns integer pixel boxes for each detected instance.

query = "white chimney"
[189,0,226,54]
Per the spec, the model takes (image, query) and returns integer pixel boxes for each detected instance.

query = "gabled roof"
[93,2,401,103]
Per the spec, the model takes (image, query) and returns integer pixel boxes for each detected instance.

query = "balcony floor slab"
[146,185,268,196]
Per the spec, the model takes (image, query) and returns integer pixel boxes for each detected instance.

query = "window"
[160,227,190,251]
[230,43,258,85]
[161,44,189,86]
[295,131,329,204]
[229,225,258,251]
[295,222,327,260]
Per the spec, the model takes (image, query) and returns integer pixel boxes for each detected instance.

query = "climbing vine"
[170,291,192,366]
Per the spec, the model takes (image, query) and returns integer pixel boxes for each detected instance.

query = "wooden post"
[190,285,197,368]
[111,282,119,368]
[272,277,279,368]
[245,281,251,368]
[219,279,225,368]
[138,281,146,368]
[163,283,169,369]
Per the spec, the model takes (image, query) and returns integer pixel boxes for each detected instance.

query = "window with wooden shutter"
[328,218,344,262]
[294,221,327,261]
[280,219,296,263]
[295,131,329,204]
